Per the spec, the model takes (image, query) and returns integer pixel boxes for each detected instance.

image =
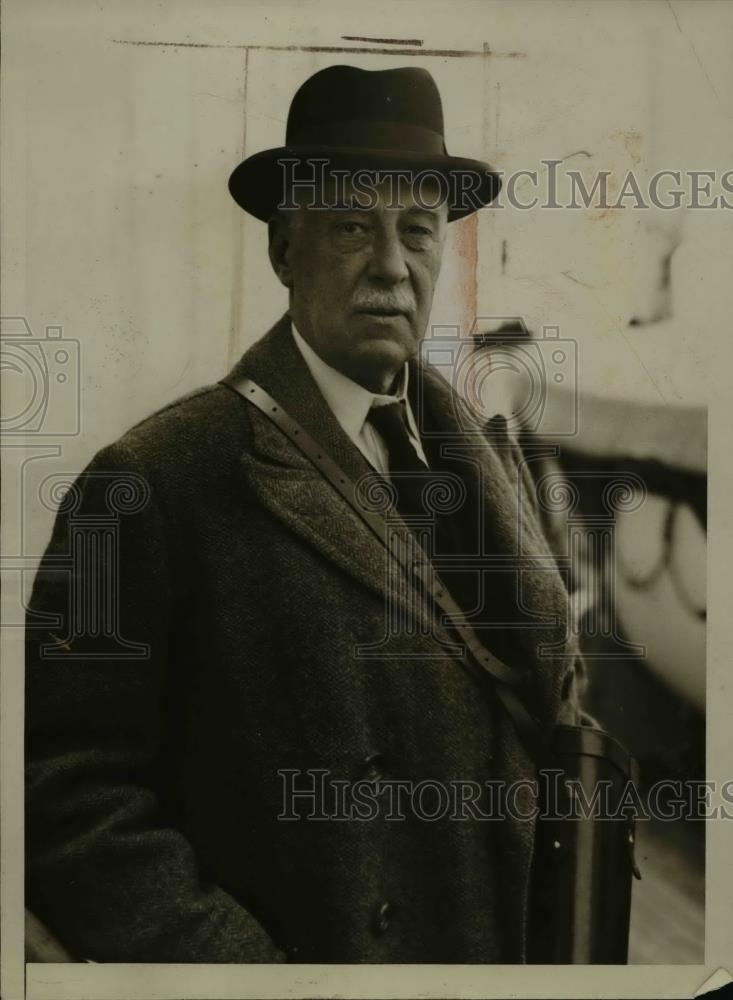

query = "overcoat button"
[362,752,386,782]
[372,901,393,935]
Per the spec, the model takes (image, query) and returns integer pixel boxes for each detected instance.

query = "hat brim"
[228,146,501,223]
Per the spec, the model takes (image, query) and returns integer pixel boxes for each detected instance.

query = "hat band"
[286,119,447,157]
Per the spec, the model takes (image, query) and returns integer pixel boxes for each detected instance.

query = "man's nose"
[366,229,410,284]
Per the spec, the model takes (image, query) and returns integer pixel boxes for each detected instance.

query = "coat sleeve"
[25,440,286,963]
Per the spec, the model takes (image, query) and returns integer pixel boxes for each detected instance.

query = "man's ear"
[268,213,294,289]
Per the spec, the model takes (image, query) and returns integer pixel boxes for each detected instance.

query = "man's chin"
[354,335,414,367]
[349,315,418,355]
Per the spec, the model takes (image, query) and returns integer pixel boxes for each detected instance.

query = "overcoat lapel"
[227,315,445,640]
[411,357,572,726]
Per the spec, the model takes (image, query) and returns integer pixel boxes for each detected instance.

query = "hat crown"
[286,65,446,150]
[228,63,501,222]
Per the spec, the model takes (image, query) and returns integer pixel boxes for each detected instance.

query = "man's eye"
[404,225,434,237]
[334,221,367,235]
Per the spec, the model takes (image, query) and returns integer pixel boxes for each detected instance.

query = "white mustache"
[353,297,414,314]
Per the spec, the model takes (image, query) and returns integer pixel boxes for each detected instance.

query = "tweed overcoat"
[25,313,587,964]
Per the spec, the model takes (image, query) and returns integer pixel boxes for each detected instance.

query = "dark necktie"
[366,401,428,523]
[368,399,520,671]
[367,400,481,617]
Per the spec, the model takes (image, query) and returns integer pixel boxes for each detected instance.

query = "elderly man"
[25,65,589,964]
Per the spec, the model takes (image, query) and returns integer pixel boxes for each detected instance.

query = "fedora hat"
[228,65,501,223]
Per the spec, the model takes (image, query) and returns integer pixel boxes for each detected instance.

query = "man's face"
[270,175,448,393]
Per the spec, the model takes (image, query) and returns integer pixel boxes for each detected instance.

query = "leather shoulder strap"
[221,374,544,763]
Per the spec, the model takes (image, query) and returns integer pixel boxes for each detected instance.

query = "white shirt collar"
[290,321,412,442]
